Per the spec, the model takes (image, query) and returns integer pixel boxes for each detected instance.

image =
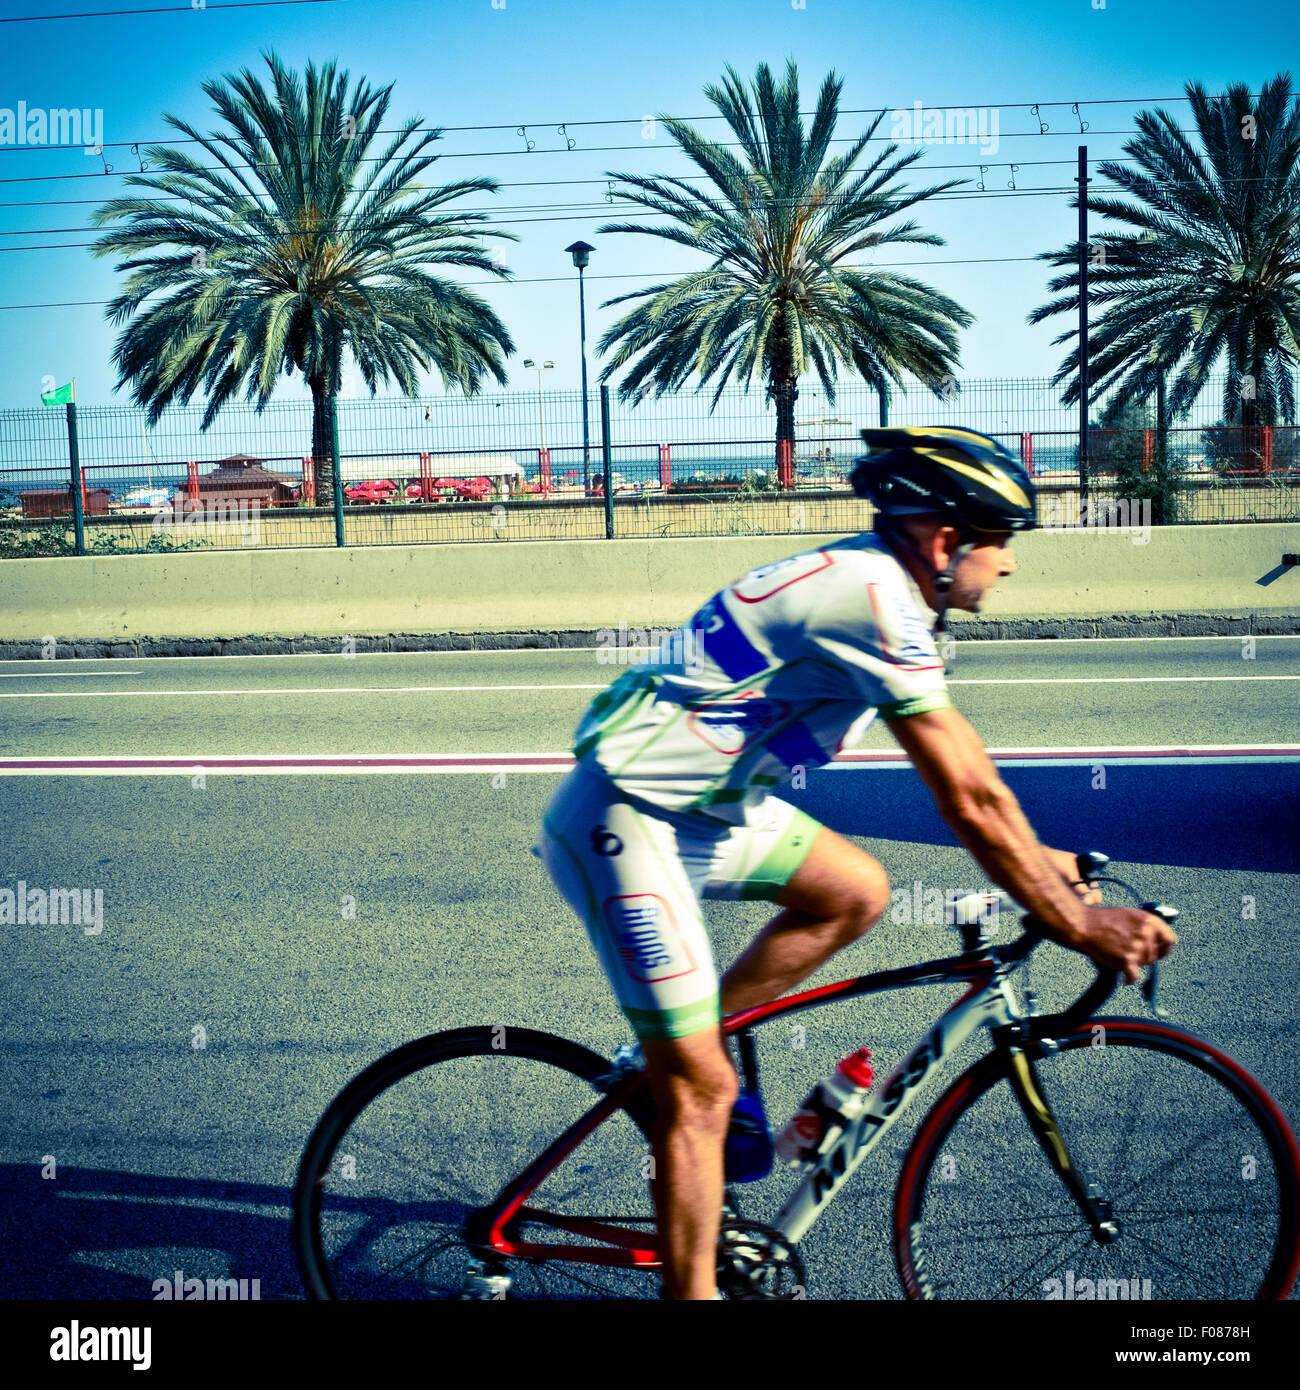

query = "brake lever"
[1075,850,1110,882]
[1071,856,1178,1022]
[1138,902,1178,1019]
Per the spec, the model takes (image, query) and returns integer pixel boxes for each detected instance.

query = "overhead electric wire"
[0,255,1044,311]
[0,83,1284,305]
[0,127,1212,184]
[0,0,352,23]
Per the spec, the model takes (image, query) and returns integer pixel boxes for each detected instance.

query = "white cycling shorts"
[535,761,822,1041]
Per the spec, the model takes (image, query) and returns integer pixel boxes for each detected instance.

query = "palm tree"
[90,49,517,504]
[1029,73,1300,445]
[594,60,972,480]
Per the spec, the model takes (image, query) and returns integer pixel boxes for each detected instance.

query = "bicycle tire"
[293,1026,657,1299]
[893,1018,1300,1301]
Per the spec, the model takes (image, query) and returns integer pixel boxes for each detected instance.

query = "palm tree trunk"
[309,378,334,507]
[772,378,798,489]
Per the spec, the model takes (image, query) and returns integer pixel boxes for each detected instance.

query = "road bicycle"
[292,854,1300,1300]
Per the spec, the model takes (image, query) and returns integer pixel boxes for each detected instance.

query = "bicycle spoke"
[926,1224,1094,1244]
[910,1210,1082,1231]
[1124,1228,1229,1298]
[1108,1121,1241,1206]
[990,1227,1097,1300]
[516,1255,637,1300]
[901,1029,1296,1301]
[1121,1205,1278,1224]
[298,1043,667,1300]
[1099,1057,1144,1195]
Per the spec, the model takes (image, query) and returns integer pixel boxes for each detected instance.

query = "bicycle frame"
[479,935,1074,1267]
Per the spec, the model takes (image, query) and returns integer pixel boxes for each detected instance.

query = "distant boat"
[117,486,172,511]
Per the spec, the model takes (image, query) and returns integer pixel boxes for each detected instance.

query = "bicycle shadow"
[0,1163,476,1300]
[794,761,1299,873]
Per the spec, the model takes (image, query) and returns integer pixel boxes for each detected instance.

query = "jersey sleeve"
[801,574,951,718]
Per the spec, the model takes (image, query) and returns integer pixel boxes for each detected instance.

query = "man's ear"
[933,524,963,569]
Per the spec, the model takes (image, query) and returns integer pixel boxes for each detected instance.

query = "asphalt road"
[0,636,1298,756]
[1,637,1297,1299]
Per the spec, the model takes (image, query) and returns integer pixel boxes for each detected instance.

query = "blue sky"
[0,0,1292,410]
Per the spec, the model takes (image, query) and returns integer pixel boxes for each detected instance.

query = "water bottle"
[724,1086,775,1183]
[774,1048,874,1167]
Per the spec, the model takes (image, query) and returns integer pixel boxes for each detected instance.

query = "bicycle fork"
[1002,1040,1119,1243]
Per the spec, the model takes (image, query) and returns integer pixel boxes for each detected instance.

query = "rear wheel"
[293,1027,661,1299]
[894,1020,1300,1300]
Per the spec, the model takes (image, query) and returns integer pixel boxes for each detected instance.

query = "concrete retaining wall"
[0,525,1296,652]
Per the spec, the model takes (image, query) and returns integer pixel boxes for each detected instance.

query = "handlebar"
[982,851,1177,1027]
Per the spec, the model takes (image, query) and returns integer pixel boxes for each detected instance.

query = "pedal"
[594,1041,645,1091]
[458,1258,512,1300]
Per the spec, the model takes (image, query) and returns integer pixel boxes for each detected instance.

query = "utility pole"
[1077,145,1090,508]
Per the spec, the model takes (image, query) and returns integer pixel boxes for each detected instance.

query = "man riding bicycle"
[536,425,1178,1301]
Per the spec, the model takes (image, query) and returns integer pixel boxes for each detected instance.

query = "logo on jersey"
[731,550,834,603]
[687,691,792,755]
[604,895,697,983]
[866,582,943,669]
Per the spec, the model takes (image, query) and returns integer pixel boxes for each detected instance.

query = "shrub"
[1202,420,1300,475]
[1088,400,1186,524]
[667,471,777,494]
[0,521,209,558]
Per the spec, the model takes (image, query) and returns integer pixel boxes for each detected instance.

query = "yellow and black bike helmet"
[850,426,1036,533]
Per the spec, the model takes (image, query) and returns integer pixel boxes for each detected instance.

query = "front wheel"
[894,1019,1300,1300]
[293,1026,660,1299]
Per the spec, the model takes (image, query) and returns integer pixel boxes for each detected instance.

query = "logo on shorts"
[687,692,791,756]
[604,894,697,983]
[591,825,623,856]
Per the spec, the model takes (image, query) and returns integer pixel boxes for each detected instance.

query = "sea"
[1,446,1097,501]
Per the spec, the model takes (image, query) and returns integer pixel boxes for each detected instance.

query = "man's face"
[947,531,1015,611]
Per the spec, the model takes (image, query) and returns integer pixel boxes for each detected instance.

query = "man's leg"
[641,1025,738,1301]
[719,826,890,1015]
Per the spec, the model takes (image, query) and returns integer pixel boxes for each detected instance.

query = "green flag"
[41,381,74,406]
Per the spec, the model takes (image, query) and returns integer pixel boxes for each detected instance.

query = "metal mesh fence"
[1,377,1296,556]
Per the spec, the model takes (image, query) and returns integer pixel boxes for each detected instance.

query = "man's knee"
[834,859,890,944]
[642,1028,739,1123]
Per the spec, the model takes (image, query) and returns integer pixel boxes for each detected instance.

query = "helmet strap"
[875,517,976,635]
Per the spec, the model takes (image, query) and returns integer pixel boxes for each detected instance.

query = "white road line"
[3,744,1288,758]
[2,746,1296,776]
[1,633,1296,667]
[948,675,1300,685]
[0,684,608,699]
[0,671,141,678]
[1,675,1298,700]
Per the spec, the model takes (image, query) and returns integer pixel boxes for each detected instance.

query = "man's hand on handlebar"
[1055,906,1178,984]
[1042,845,1102,906]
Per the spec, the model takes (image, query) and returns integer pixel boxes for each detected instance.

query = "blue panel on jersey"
[698,596,769,682]
[766,722,827,770]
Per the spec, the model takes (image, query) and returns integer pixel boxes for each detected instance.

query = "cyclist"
[535,425,1177,1301]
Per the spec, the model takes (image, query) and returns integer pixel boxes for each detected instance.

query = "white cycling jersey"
[572,532,952,824]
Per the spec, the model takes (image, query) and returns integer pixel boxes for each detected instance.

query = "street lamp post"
[522,359,554,454]
[565,241,595,491]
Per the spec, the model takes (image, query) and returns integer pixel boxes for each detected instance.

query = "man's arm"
[885,705,1176,981]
